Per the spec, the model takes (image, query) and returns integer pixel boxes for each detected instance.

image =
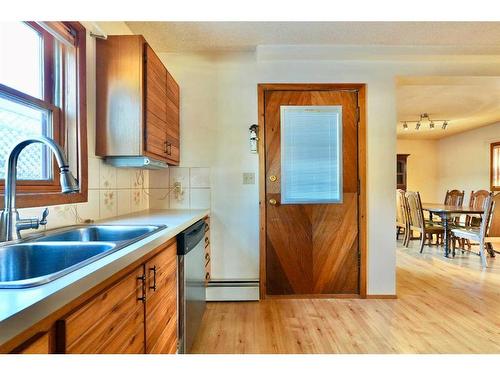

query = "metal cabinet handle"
[137,274,146,302]
[205,272,210,280]
[166,142,172,156]
[269,198,277,205]
[164,141,168,154]
[149,266,157,291]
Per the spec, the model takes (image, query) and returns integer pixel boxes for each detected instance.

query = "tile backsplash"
[17,163,209,233]
[149,167,211,211]
[17,156,150,231]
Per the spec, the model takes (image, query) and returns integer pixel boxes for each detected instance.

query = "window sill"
[0,189,88,209]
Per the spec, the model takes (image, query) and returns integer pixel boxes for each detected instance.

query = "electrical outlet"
[243,172,255,185]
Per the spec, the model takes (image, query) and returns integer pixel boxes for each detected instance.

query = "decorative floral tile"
[100,190,117,219]
[99,162,117,190]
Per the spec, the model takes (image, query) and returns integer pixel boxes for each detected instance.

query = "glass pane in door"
[280,105,342,204]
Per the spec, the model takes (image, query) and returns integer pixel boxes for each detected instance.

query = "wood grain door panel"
[145,242,178,354]
[62,266,145,354]
[264,89,359,296]
[144,44,168,161]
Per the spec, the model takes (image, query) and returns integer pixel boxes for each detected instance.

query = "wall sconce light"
[249,124,259,153]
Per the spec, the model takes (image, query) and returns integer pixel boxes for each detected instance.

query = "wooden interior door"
[263,88,360,296]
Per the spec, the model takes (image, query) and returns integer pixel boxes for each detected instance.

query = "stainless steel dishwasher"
[177,219,207,353]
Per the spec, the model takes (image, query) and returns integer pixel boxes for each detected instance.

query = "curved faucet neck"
[1,136,73,242]
[4,136,70,213]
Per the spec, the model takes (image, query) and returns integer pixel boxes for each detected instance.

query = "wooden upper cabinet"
[144,44,168,160]
[96,35,180,165]
[145,241,178,354]
[165,71,180,165]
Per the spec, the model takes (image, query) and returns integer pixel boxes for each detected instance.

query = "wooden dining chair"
[434,189,466,245]
[461,190,491,250]
[405,191,445,253]
[451,192,497,268]
[444,189,465,206]
[396,189,409,244]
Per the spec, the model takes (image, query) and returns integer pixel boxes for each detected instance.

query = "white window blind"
[280,106,343,204]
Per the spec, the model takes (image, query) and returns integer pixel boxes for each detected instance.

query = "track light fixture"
[400,113,449,131]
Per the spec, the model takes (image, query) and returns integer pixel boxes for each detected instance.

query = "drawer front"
[62,266,145,354]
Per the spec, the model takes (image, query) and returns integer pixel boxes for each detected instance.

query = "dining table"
[422,203,484,258]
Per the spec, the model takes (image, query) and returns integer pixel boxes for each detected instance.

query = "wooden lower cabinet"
[12,332,51,354]
[59,265,145,354]
[54,239,178,354]
[145,241,177,353]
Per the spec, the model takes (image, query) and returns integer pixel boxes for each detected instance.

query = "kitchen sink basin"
[0,242,116,288]
[0,224,166,288]
[34,225,162,243]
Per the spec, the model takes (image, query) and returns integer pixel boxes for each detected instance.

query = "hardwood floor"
[191,241,500,353]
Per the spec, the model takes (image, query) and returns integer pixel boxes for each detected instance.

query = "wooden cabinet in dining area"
[96,35,180,165]
[397,154,409,190]
[55,239,178,354]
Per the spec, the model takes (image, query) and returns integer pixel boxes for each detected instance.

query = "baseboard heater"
[206,280,260,301]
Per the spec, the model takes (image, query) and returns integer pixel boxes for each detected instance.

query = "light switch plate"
[243,172,255,185]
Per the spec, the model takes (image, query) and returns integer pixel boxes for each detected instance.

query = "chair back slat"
[396,189,407,226]
[405,191,424,230]
[468,190,490,226]
[444,189,465,206]
[486,193,500,238]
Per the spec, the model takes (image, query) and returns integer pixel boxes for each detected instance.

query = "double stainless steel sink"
[0,225,166,288]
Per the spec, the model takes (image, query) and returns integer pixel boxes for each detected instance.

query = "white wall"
[151,45,500,295]
[437,122,500,205]
[397,139,439,202]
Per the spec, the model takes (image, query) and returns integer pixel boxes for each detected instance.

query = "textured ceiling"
[397,77,500,140]
[125,22,500,52]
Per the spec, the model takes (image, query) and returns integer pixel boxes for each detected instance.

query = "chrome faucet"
[0,136,79,242]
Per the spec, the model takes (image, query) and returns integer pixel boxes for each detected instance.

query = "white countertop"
[0,208,209,348]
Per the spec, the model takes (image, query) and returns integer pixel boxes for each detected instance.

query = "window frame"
[491,141,500,192]
[0,21,87,209]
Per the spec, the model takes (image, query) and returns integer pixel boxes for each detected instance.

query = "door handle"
[269,198,277,205]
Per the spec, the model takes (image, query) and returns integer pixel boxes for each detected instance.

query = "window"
[280,105,343,204]
[491,142,500,191]
[0,22,87,208]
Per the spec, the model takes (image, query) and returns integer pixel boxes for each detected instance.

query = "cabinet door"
[145,241,178,354]
[13,333,51,354]
[60,266,145,354]
[144,44,169,161]
[166,70,180,165]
